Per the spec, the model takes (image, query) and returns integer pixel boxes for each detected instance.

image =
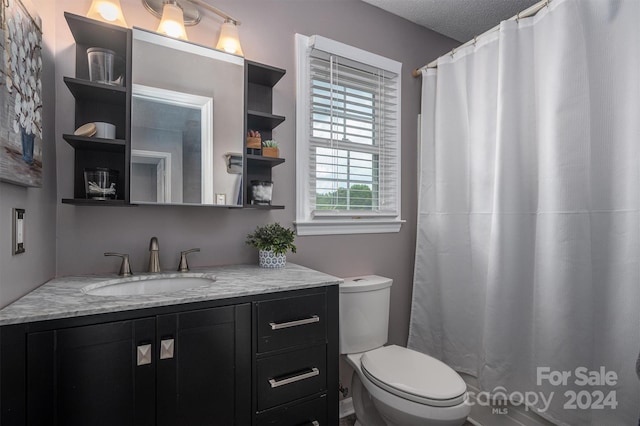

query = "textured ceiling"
[362,0,540,42]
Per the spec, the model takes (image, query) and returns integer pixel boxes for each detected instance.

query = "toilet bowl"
[340,276,470,426]
[345,348,470,426]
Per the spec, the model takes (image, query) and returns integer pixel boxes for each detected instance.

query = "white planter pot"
[259,250,286,268]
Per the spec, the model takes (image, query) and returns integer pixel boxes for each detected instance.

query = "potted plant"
[246,223,296,268]
[262,139,279,158]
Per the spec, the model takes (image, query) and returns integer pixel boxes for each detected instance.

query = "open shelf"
[247,110,286,131]
[61,199,135,207]
[246,154,285,166]
[64,77,126,104]
[65,12,129,55]
[63,14,132,206]
[63,134,126,152]
[244,204,285,210]
[247,61,286,87]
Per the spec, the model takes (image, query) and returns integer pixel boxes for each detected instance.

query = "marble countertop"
[0,263,342,326]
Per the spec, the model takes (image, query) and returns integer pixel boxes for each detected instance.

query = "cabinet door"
[156,304,251,426]
[27,318,156,426]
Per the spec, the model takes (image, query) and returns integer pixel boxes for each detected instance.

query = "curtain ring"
[516,11,521,22]
[473,36,478,46]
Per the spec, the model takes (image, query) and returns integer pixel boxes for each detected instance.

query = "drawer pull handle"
[269,315,319,330]
[269,367,320,388]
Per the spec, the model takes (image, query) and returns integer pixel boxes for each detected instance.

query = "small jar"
[250,180,273,205]
[84,168,118,200]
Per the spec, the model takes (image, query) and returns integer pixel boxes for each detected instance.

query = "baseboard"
[339,397,355,418]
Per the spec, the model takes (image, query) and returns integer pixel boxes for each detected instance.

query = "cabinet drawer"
[256,395,327,426]
[257,293,326,353]
[257,344,326,411]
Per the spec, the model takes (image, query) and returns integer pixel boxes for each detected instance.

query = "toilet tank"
[339,275,393,354]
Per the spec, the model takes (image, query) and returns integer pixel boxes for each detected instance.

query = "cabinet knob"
[160,338,175,360]
[137,344,152,366]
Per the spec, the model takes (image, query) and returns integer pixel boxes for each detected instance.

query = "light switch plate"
[12,208,25,255]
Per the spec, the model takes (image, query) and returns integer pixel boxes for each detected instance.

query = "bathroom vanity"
[0,264,340,426]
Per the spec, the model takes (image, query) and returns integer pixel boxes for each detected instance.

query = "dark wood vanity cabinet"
[254,291,338,425]
[23,304,251,426]
[0,286,338,426]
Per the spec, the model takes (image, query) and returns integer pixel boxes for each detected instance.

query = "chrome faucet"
[148,237,161,273]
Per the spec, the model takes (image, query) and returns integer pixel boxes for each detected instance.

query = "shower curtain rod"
[411,0,550,77]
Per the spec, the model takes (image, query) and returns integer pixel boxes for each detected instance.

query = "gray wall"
[0,0,57,307]
[52,0,458,350]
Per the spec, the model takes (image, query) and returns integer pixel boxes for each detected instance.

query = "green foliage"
[316,184,373,210]
[246,223,297,255]
[262,139,279,148]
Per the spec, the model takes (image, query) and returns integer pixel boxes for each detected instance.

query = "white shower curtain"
[409,0,640,424]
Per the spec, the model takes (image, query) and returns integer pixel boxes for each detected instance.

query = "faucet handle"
[104,252,133,277]
[177,248,200,272]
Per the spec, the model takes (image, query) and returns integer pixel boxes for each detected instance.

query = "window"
[295,34,404,235]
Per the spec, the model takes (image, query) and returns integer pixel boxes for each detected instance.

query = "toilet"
[340,276,471,426]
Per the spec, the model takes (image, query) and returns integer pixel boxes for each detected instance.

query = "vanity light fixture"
[141,0,244,56]
[86,0,128,27]
[215,18,243,56]
[156,1,189,40]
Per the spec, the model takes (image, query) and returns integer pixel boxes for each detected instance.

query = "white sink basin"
[83,273,216,296]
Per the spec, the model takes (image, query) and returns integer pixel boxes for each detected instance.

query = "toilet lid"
[360,345,467,407]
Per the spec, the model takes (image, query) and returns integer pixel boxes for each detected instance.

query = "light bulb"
[216,20,243,56]
[157,1,188,40]
[86,0,128,27]
[96,2,118,21]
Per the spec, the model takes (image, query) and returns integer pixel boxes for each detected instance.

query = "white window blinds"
[307,48,399,217]
[295,34,403,235]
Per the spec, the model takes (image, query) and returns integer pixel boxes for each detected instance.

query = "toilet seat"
[360,345,467,408]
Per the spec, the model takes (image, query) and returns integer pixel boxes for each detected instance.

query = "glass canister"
[87,47,115,83]
[84,168,118,200]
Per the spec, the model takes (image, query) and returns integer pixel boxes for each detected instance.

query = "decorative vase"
[20,127,34,165]
[262,147,279,158]
[259,249,286,268]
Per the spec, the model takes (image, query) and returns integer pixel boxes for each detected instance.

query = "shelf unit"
[62,15,288,210]
[62,13,132,205]
[244,61,286,208]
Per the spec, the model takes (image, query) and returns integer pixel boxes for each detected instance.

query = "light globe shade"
[86,0,128,27]
[157,1,188,40]
[216,19,243,56]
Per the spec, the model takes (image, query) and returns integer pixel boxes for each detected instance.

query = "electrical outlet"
[12,208,25,255]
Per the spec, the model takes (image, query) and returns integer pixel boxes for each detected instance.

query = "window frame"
[295,34,404,236]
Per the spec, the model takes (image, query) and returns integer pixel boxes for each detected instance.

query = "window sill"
[294,219,405,236]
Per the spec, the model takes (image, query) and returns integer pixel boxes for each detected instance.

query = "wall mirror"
[131,28,244,206]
